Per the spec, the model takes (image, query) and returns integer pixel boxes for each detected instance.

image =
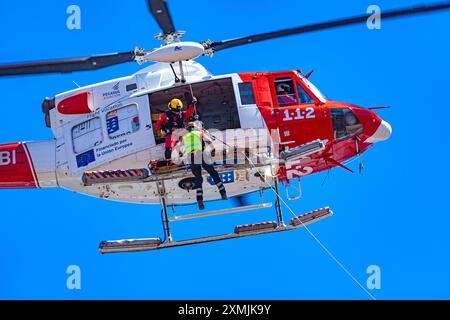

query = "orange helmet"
[186,120,201,131]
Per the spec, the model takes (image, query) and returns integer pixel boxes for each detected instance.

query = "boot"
[164,148,172,161]
[198,200,205,210]
[220,190,228,200]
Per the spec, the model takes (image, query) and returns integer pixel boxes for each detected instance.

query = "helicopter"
[0,1,449,253]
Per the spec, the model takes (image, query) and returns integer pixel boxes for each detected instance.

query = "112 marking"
[283,107,315,121]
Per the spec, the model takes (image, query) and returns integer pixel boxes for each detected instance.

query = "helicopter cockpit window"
[330,108,363,140]
[71,117,103,154]
[296,82,314,104]
[275,78,297,107]
[238,82,255,105]
[106,104,140,139]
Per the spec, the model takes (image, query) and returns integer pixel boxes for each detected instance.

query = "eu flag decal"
[208,171,234,185]
[76,149,96,168]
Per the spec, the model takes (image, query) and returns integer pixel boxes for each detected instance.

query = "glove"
[192,97,198,104]
[164,127,172,134]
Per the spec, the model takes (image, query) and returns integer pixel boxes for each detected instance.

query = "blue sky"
[0,0,449,299]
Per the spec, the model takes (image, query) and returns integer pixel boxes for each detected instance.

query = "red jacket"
[155,104,195,133]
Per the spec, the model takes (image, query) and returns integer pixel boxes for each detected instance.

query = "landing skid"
[99,176,333,254]
[99,207,332,253]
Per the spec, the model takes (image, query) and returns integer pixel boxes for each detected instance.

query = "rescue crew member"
[155,95,197,160]
[276,83,297,107]
[181,121,227,210]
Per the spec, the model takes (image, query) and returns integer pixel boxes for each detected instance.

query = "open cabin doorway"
[148,77,241,145]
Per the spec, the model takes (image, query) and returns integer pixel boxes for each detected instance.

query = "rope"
[177,68,374,298]
[204,127,376,300]
[183,62,198,115]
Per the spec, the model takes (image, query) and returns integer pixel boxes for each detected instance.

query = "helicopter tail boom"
[0,141,57,189]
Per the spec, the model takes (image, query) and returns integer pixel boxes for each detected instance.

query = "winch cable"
[183,62,198,116]
[175,77,374,299]
[202,127,376,300]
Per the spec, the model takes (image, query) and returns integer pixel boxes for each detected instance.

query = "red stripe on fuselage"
[23,143,40,188]
[0,142,38,189]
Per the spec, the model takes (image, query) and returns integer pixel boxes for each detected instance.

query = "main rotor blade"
[207,2,450,52]
[0,52,135,76]
[147,0,175,34]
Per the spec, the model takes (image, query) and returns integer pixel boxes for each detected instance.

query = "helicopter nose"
[365,120,392,143]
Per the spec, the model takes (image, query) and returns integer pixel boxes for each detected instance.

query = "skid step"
[99,207,333,254]
[234,221,277,234]
[289,207,333,226]
[99,238,162,254]
[169,203,272,221]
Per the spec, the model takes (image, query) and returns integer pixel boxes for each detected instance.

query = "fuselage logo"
[103,81,121,99]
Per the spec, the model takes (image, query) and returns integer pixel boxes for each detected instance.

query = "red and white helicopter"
[1,1,449,253]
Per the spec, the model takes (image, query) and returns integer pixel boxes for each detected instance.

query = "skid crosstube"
[99,207,333,254]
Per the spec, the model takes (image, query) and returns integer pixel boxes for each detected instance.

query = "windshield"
[297,72,326,102]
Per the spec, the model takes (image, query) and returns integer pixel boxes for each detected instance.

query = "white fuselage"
[28,61,274,204]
